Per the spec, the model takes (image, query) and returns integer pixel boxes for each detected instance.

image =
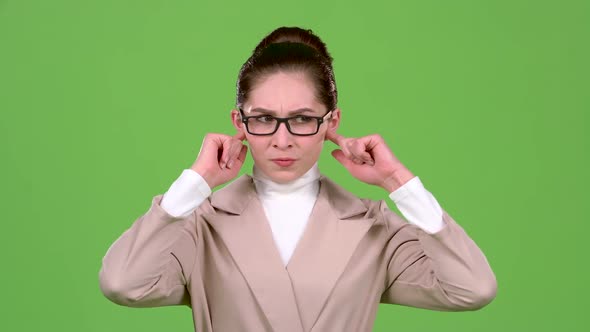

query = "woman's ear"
[325,108,341,138]
[329,108,341,129]
[230,109,246,135]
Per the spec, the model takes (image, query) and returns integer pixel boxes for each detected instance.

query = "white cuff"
[389,176,445,234]
[160,169,212,218]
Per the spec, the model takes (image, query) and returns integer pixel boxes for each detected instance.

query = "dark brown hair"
[236,27,337,113]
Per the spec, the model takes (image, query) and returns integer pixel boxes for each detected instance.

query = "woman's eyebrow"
[250,108,316,115]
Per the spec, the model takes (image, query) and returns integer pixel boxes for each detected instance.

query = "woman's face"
[231,70,340,183]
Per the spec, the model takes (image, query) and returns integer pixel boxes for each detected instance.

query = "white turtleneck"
[251,162,321,265]
[160,162,445,266]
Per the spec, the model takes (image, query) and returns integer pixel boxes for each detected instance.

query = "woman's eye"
[293,116,312,123]
[256,116,275,123]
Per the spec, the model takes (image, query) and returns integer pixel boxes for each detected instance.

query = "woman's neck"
[252,162,320,199]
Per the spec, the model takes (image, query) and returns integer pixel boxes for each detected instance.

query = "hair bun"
[252,26,333,63]
[237,26,338,113]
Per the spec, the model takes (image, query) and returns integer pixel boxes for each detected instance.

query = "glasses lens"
[246,116,278,135]
[288,116,318,135]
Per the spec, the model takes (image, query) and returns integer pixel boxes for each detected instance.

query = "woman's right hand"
[190,132,248,189]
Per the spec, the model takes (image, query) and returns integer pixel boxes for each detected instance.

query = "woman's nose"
[271,122,294,148]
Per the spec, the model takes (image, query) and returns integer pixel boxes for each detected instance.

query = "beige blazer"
[99,173,497,332]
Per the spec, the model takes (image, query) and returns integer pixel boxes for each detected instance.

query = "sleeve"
[379,201,497,311]
[98,171,211,308]
[160,169,212,218]
[388,176,445,234]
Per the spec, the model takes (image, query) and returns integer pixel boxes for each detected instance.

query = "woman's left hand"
[326,129,416,192]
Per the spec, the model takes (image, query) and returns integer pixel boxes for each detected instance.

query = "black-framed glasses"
[238,108,333,136]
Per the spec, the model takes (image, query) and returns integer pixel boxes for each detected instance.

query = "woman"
[99,26,497,332]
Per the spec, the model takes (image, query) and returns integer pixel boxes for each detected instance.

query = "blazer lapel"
[202,174,304,332]
[285,175,376,331]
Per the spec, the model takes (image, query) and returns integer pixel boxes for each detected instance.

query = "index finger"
[233,130,246,141]
[325,128,345,146]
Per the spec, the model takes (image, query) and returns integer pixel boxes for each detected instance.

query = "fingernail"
[220,161,226,169]
[227,159,234,168]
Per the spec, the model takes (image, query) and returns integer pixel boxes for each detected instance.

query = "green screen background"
[1,0,588,331]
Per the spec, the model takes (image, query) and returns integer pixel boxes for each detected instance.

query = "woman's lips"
[271,159,296,167]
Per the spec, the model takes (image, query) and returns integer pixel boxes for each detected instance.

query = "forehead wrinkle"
[244,72,324,116]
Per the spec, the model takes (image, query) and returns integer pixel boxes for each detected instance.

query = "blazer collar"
[203,172,376,331]
[209,173,368,219]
